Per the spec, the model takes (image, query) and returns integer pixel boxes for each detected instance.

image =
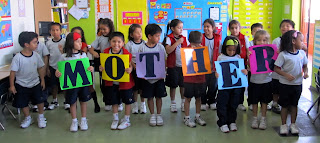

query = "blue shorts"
[105,85,134,105]
[142,79,167,99]
[184,83,206,98]
[13,83,44,108]
[65,86,91,105]
[279,84,302,107]
[165,67,184,88]
[132,69,142,91]
[249,82,272,104]
[49,66,59,87]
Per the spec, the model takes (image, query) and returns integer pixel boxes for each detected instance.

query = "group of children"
[9,17,308,135]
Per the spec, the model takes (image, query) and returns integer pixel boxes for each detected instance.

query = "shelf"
[51,6,68,9]
[61,22,69,25]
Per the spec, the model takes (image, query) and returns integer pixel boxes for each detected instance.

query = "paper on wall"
[68,5,84,21]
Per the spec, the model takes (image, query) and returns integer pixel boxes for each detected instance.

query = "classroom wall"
[0,0,35,66]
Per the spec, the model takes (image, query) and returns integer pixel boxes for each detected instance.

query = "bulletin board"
[148,0,229,42]
[311,20,320,88]
[96,0,114,31]
[233,0,273,41]
[0,0,13,49]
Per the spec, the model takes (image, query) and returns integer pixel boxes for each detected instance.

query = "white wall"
[0,0,35,66]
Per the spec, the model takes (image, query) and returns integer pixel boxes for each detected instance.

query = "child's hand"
[304,73,309,79]
[87,66,94,72]
[55,70,62,78]
[46,68,51,77]
[241,69,248,75]
[285,74,295,81]
[58,45,63,53]
[93,51,100,58]
[41,81,46,91]
[215,72,219,78]
[177,38,184,44]
[9,86,17,95]
[132,63,136,69]
[125,67,132,74]
[99,65,104,72]
[248,51,252,56]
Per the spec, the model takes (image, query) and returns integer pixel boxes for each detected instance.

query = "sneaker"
[32,105,38,112]
[140,103,147,114]
[80,119,88,131]
[118,104,123,112]
[209,103,217,110]
[220,124,230,133]
[229,123,237,131]
[47,104,55,110]
[70,120,78,132]
[272,104,281,114]
[237,104,246,111]
[184,117,196,128]
[156,115,164,126]
[64,103,70,110]
[111,120,119,130]
[195,116,206,126]
[149,115,156,126]
[267,104,272,110]
[48,101,59,110]
[104,105,112,111]
[280,124,288,135]
[94,103,100,113]
[20,117,33,129]
[117,119,131,130]
[170,103,178,113]
[132,103,139,114]
[181,103,185,112]
[259,117,267,130]
[249,105,253,111]
[290,123,299,135]
[37,117,47,128]
[251,117,259,129]
[201,104,207,111]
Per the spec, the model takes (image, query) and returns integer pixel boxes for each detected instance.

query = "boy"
[9,32,47,128]
[46,22,67,110]
[139,24,167,126]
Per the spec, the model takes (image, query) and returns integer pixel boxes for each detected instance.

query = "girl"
[99,32,134,130]
[215,36,248,133]
[55,32,94,132]
[163,19,189,113]
[274,30,308,135]
[71,27,100,113]
[88,18,121,112]
[248,30,273,130]
[229,20,250,111]
[200,18,221,111]
[125,24,147,114]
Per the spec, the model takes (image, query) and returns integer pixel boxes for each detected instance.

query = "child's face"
[131,28,142,41]
[251,27,262,37]
[50,25,61,39]
[226,45,237,56]
[110,36,124,53]
[73,29,82,36]
[254,35,269,45]
[171,23,183,36]
[74,38,82,51]
[203,22,215,35]
[148,33,161,44]
[293,34,304,50]
[280,22,294,35]
[99,24,110,36]
[26,38,39,51]
[230,24,240,36]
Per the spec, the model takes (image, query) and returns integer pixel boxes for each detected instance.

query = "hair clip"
[292,30,300,38]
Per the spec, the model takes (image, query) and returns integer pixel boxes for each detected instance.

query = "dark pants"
[202,73,217,105]
[217,88,241,127]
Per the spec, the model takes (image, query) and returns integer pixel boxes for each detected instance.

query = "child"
[125,24,147,114]
[274,30,308,135]
[9,32,47,128]
[71,26,100,113]
[200,18,221,111]
[183,31,207,127]
[89,18,119,112]
[55,32,93,132]
[139,24,167,126]
[163,19,189,113]
[215,36,248,133]
[248,30,273,130]
[99,32,134,130]
[46,22,66,110]
[229,20,250,111]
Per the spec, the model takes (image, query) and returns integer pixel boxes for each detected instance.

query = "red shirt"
[166,33,188,68]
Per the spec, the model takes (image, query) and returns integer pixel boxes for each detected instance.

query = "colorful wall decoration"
[0,0,13,49]
[312,20,320,88]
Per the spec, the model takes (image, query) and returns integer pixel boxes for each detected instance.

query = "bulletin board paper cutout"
[249,44,278,74]
[96,0,114,31]
[136,51,166,79]
[122,11,143,25]
[181,46,212,76]
[57,58,93,90]
[312,20,320,88]
[214,59,248,90]
[100,53,130,82]
[0,0,11,17]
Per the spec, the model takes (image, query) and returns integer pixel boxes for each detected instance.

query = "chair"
[307,73,320,123]
[0,79,17,130]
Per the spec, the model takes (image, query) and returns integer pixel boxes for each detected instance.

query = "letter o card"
[136,51,166,79]
[100,53,130,82]
[181,46,211,76]
[249,44,278,74]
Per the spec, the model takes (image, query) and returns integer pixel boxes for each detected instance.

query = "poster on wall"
[95,0,114,31]
[148,0,229,42]
[233,0,273,41]
[0,0,13,49]
[312,20,320,88]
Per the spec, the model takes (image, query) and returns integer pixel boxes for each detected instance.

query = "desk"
[0,65,10,72]
[0,65,10,80]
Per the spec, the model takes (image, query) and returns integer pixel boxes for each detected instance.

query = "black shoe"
[94,103,100,113]
[272,105,281,114]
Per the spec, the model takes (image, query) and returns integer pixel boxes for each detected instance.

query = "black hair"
[109,31,125,43]
[18,31,38,47]
[64,32,83,57]
[203,18,216,33]
[49,22,62,31]
[145,23,162,38]
[228,20,241,29]
[251,23,263,31]
[71,26,86,44]
[162,19,183,45]
[221,36,241,56]
[98,18,115,36]
[188,31,202,44]
[280,19,295,29]
[280,30,302,52]
[128,24,142,41]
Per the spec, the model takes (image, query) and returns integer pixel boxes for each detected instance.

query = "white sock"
[261,116,266,120]
[156,114,161,117]
[196,114,200,118]
[182,99,185,103]
[171,100,176,104]
[151,114,156,117]
[26,115,31,120]
[273,102,278,106]
[134,102,138,106]
[81,117,87,121]
[141,101,145,105]
[185,116,190,119]
[53,98,58,102]
[113,113,119,120]
[38,114,44,118]
[72,118,77,122]
[125,115,130,121]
